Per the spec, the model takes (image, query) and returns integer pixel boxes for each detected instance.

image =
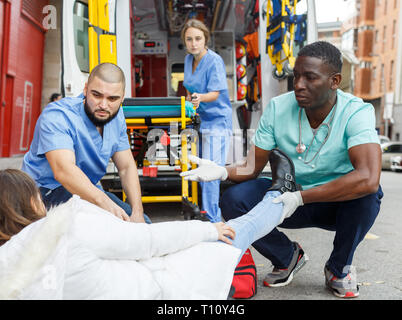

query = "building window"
[383,25,387,52]
[354,29,358,49]
[380,63,384,92]
[384,0,387,14]
[392,20,397,49]
[73,1,89,73]
[372,66,377,95]
[360,61,372,69]
[389,60,394,90]
[341,29,355,51]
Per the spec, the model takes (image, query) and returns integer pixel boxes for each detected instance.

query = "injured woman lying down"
[0,169,284,300]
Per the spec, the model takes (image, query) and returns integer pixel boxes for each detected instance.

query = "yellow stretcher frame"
[123,96,199,206]
[266,0,298,77]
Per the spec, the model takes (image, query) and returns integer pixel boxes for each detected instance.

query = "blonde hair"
[181,19,210,47]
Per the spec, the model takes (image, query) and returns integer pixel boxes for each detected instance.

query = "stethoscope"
[296,103,337,168]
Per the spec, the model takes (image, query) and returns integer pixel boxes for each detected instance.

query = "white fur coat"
[0,196,240,299]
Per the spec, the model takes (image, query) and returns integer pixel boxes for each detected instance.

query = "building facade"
[342,0,402,140]
[318,20,358,94]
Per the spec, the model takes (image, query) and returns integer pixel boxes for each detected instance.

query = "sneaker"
[263,242,308,287]
[324,264,359,298]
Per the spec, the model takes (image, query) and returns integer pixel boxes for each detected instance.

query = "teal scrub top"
[252,90,380,190]
[183,49,232,130]
[22,94,130,189]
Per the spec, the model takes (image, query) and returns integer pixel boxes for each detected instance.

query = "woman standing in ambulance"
[181,19,233,222]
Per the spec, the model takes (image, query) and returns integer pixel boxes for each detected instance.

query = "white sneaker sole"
[264,254,309,288]
[325,279,360,298]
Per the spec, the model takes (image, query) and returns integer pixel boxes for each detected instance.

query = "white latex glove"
[272,191,303,224]
[180,155,228,182]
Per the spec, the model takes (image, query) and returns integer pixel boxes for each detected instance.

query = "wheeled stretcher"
[113,96,207,220]
[266,0,306,79]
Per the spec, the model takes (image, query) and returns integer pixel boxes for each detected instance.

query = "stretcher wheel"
[284,61,294,75]
[272,66,286,80]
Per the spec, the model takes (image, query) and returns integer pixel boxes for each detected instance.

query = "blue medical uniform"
[252,89,380,189]
[21,94,153,223]
[22,94,130,189]
[183,49,232,222]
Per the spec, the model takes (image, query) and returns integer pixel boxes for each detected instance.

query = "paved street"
[1,156,401,300]
[250,170,402,300]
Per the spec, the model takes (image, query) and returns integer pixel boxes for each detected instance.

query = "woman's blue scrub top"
[183,49,232,130]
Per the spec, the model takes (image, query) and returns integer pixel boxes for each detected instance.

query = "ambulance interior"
[132,0,260,132]
[107,1,261,210]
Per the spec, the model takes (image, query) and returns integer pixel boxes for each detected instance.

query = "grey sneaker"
[324,263,359,298]
[263,242,308,287]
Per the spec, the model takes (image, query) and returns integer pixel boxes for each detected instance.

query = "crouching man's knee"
[219,184,248,221]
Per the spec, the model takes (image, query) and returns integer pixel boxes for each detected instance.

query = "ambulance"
[54,0,313,211]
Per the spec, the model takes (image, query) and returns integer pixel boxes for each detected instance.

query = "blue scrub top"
[253,90,380,190]
[22,94,130,189]
[183,49,232,130]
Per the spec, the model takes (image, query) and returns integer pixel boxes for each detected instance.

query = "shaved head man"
[84,63,126,128]
[23,63,150,224]
[87,62,126,88]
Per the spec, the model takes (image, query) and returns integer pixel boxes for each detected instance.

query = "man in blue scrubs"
[23,63,150,223]
[181,41,383,298]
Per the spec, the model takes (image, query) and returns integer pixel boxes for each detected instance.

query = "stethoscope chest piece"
[296,143,306,154]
